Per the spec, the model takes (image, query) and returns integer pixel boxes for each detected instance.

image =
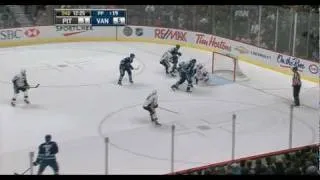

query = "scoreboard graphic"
[54,9,127,26]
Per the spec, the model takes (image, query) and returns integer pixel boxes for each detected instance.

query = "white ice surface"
[0,42,318,174]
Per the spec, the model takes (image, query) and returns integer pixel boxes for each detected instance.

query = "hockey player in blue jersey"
[11,69,30,106]
[118,53,135,85]
[33,134,59,175]
[171,59,197,92]
[160,44,181,75]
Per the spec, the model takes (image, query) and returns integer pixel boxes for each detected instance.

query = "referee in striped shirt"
[292,66,301,106]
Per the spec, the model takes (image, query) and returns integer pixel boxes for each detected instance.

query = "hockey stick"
[133,65,140,70]
[159,106,179,114]
[29,84,40,89]
[14,167,31,175]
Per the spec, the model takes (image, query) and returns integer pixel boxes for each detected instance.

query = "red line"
[63,31,84,37]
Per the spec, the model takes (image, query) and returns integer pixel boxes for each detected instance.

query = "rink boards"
[0,25,318,83]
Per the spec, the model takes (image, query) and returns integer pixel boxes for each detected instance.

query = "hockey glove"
[178,52,182,56]
[33,161,38,166]
[154,104,158,108]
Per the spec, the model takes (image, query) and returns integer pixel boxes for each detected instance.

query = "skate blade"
[152,121,162,126]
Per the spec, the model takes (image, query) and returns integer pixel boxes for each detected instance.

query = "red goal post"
[211,52,239,82]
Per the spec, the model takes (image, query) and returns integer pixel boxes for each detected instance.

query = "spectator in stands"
[34,8,50,26]
[177,13,186,30]
[265,157,276,174]
[254,159,267,174]
[274,159,285,174]
[154,16,162,27]
[305,165,320,175]
[230,163,241,175]
[239,160,249,175]
[145,5,155,26]
[215,166,226,175]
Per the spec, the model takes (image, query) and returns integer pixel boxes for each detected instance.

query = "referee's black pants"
[293,85,301,106]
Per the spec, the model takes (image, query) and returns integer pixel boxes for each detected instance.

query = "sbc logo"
[24,28,40,38]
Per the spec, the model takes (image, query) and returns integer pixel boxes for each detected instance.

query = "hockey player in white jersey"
[195,63,209,84]
[11,69,30,106]
[160,44,181,76]
[160,51,172,74]
[143,90,161,126]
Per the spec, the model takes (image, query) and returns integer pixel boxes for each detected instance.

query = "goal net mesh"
[211,52,249,82]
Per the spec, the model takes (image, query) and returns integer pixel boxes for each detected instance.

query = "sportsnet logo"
[56,25,93,36]
[154,28,187,42]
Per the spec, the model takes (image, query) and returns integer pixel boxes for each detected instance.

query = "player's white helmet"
[20,69,26,76]
[152,89,157,95]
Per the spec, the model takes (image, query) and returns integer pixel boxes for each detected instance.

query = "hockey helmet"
[20,69,26,76]
[176,44,180,49]
[45,134,52,142]
[292,66,298,72]
[130,53,135,58]
[190,59,196,64]
[152,89,157,95]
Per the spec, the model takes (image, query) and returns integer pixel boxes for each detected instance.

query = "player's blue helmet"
[152,89,157,95]
[130,53,135,58]
[292,66,298,72]
[45,134,52,142]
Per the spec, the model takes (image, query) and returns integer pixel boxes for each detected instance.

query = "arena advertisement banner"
[118,26,194,44]
[0,26,57,42]
[24,28,41,38]
[0,25,317,82]
[54,26,116,38]
[154,28,188,42]
[275,53,319,76]
[0,28,26,41]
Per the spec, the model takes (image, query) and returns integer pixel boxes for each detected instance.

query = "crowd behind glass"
[0,5,318,62]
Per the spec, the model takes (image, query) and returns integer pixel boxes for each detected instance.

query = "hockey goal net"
[211,52,249,82]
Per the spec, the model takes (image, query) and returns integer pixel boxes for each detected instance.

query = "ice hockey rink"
[0,42,319,174]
